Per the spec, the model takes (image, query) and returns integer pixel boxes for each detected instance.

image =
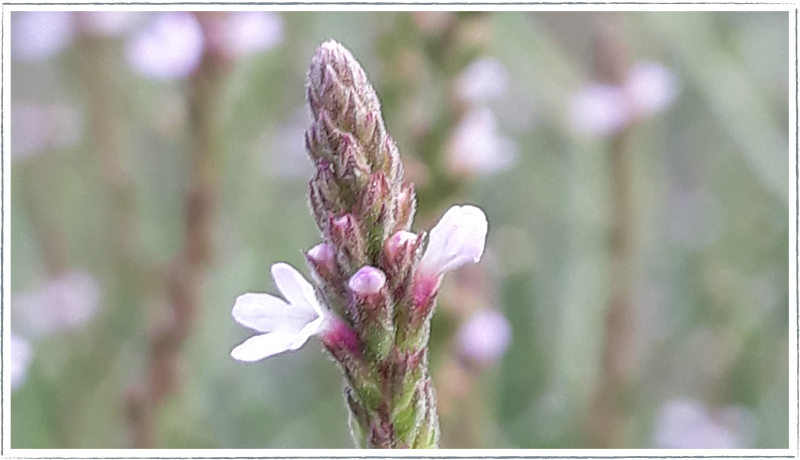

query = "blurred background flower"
[652,399,758,449]
[13,271,101,338]
[10,332,33,391]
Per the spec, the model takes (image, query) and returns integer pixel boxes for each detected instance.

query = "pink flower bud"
[393,182,416,232]
[333,214,350,229]
[385,231,418,261]
[307,242,335,271]
[320,316,360,357]
[348,266,386,296]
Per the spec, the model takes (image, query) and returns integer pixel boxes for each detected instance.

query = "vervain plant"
[230,40,488,449]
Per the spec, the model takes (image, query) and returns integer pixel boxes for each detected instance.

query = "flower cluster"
[570,61,679,137]
[231,40,488,449]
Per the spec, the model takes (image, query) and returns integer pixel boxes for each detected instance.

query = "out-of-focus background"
[9,10,789,449]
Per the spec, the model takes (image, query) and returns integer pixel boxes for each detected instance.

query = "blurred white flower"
[76,11,140,37]
[455,57,509,104]
[11,103,83,159]
[125,12,204,80]
[220,11,283,58]
[447,107,517,177]
[570,83,631,137]
[624,61,679,118]
[653,398,757,449]
[10,331,33,391]
[570,61,679,137]
[231,263,329,362]
[12,11,75,62]
[457,309,511,365]
[14,271,101,337]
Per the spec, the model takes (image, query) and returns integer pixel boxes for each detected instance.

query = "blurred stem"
[586,15,638,449]
[31,26,160,448]
[129,12,231,448]
[17,159,71,277]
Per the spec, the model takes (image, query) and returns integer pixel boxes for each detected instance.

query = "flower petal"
[230,330,308,362]
[232,292,317,333]
[271,263,323,316]
[420,205,488,275]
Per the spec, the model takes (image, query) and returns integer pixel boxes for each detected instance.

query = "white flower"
[14,271,100,337]
[455,57,509,104]
[446,107,517,177]
[418,205,488,277]
[652,398,757,449]
[231,263,328,362]
[221,11,283,58]
[125,12,204,80]
[12,11,75,62]
[10,331,33,391]
[457,309,511,365]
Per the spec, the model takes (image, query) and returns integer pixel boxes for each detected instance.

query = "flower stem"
[586,15,639,448]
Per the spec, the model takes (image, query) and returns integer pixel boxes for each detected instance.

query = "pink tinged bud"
[307,242,335,271]
[348,266,386,296]
[418,205,488,278]
[457,309,511,365]
[332,214,353,234]
[386,231,418,261]
[320,316,360,357]
[393,182,416,233]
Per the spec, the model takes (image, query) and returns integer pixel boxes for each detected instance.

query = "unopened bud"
[348,266,386,296]
[385,231,418,261]
[393,182,416,233]
[307,242,335,271]
[327,213,366,271]
[321,316,361,358]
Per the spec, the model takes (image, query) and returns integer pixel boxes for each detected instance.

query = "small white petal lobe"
[271,262,323,316]
[232,293,317,334]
